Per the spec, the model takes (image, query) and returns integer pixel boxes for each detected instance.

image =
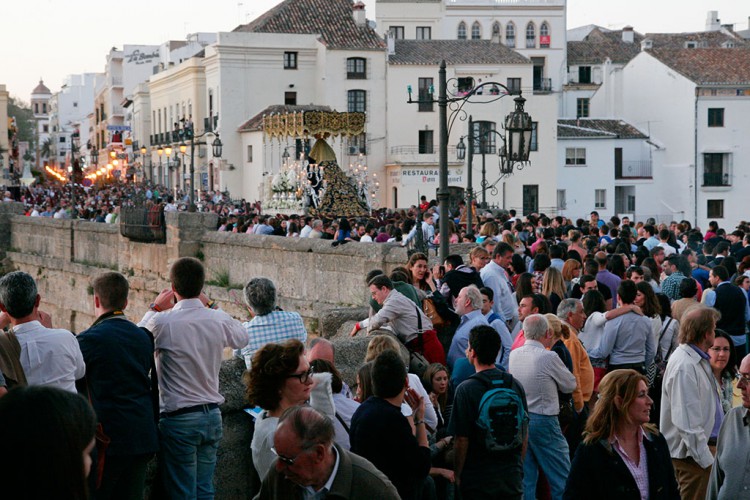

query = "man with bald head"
[256,406,399,499]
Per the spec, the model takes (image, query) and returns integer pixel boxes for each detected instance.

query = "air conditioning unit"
[198,147,205,158]
[348,146,359,155]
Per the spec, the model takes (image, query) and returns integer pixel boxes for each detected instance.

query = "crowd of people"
[3,201,750,500]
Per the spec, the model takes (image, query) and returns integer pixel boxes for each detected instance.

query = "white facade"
[620,50,750,229]
[204,31,387,201]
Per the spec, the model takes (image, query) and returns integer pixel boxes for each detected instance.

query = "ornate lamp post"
[408,61,534,260]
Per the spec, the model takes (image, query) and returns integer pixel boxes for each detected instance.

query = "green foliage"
[8,97,35,145]
[206,270,243,290]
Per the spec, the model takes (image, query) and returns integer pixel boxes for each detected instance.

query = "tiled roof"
[648,48,750,85]
[567,28,644,65]
[235,0,385,50]
[644,30,748,50]
[557,119,647,139]
[238,104,332,132]
[32,79,51,95]
[390,40,530,65]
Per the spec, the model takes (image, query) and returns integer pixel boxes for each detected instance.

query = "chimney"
[640,39,653,51]
[622,26,634,43]
[352,1,366,26]
[706,10,720,31]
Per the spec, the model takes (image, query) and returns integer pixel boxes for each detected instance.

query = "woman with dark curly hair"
[245,339,313,479]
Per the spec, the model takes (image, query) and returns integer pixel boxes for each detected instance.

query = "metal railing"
[390,145,458,156]
[533,78,552,93]
[703,172,731,186]
[616,160,653,179]
[119,206,166,243]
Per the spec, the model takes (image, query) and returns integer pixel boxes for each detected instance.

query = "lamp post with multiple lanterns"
[407,60,534,262]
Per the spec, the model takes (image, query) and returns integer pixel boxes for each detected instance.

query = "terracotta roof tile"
[567,28,644,65]
[557,119,647,139]
[644,31,748,50]
[390,40,530,65]
[648,48,750,85]
[235,0,385,51]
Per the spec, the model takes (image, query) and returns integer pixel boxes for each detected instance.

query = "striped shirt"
[612,428,649,500]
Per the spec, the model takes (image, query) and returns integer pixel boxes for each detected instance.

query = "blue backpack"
[472,371,528,453]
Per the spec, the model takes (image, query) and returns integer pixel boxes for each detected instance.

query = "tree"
[40,138,53,158]
[7,97,35,145]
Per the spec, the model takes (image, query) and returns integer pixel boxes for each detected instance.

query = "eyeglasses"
[286,367,314,384]
[736,373,750,386]
[271,445,315,466]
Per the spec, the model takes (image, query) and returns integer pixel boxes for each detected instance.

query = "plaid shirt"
[240,311,307,368]
[612,428,649,500]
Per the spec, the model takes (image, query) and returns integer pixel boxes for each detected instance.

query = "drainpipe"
[693,88,698,227]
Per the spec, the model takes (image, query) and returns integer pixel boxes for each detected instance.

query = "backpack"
[471,370,528,453]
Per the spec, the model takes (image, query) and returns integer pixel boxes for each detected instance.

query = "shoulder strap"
[414,306,424,351]
[140,326,160,423]
[334,412,350,435]
[471,369,511,390]
[658,318,673,344]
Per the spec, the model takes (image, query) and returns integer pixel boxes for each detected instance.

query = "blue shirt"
[589,311,655,366]
[239,311,307,367]
[448,310,489,369]
[689,344,723,439]
[485,311,513,370]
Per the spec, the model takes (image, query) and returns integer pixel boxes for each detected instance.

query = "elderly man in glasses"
[256,406,399,499]
[707,354,750,499]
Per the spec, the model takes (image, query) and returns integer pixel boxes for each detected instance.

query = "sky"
[1,0,747,101]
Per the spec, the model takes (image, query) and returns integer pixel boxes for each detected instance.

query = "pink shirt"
[611,428,649,500]
[511,330,526,350]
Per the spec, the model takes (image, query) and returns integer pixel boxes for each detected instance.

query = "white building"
[556,119,662,222]
[30,79,51,169]
[48,73,99,170]
[620,42,750,229]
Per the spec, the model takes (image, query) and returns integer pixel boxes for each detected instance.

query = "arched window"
[505,23,516,47]
[472,21,482,40]
[492,22,501,37]
[526,22,536,48]
[457,22,467,40]
[540,22,550,48]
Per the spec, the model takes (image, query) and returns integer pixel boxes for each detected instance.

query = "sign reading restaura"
[400,167,463,186]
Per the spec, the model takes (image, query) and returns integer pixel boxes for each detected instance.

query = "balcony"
[390,145,459,164]
[111,105,125,117]
[615,160,652,179]
[703,172,731,187]
[533,78,552,94]
[108,76,123,88]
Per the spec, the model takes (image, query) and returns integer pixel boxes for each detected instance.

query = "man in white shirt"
[480,242,518,330]
[299,216,314,238]
[509,314,577,500]
[139,257,247,499]
[0,272,84,392]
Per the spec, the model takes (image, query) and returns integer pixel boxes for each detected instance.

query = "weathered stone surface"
[320,307,368,338]
[330,329,410,387]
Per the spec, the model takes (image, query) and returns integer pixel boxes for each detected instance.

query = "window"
[505,23,516,47]
[577,98,590,118]
[416,27,431,40]
[578,66,592,84]
[349,133,367,155]
[418,77,434,112]
[472,22,481,40]
[540,22,550,48]
[472,121,496,154]
[390,26,404,40]
[595,189,606,209]
[557,189,567,211]
[506,78,521,93]
[285,92,297,105]
[708,108,724,127]
[247,145,253,163]
[43,103,47,113]
[347,57,367,79]
[418,130,434,154]
[457,22,467,40]
[707,200,724,218]
[530,122,538,151]
[42,124,49,133]
[526,22,536,48]
[283,52,298,69]
[492,22,501,37]
[73,102,78,108]
[565,148,586,166]
[60,136,66,143]
[703,153,730,186]
[457,77,475,94]
[348,90,366,113]
[523,185,539,215]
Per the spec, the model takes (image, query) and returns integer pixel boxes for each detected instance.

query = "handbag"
[422,296,445,328]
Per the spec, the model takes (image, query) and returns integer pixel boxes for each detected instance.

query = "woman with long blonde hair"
[542,267,567,313]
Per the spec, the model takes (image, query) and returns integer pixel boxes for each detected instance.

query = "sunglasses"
[286,367,314,384]
[271,445,315,466]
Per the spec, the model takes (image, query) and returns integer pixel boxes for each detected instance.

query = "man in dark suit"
[77,272,158,500]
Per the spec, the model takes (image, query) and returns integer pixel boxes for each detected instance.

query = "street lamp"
[157,145,164,188]
[408,61,534,261]
[185,123,222,212]
[140,145,148,182]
